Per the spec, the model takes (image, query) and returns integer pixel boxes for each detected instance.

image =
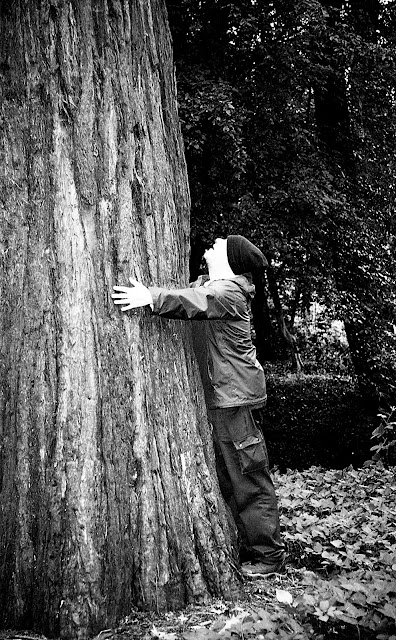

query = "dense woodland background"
[0,1,395,639]
[166,0,396,467]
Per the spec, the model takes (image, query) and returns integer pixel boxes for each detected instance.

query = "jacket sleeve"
[149,285,244,320]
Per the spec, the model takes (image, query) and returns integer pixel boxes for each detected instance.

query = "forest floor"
[2,464,395,640]
[98,463,396,640]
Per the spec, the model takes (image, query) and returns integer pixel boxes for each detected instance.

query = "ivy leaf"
[350,592,367,606]
[255,608,277,631]
[330,539,343,548]
[319,600,330,612]
[379,603,396,620]
[302,593,317,607]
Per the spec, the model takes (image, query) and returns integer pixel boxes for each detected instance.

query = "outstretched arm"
[112,279,246,320]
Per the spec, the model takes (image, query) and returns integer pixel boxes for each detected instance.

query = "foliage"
[276,465,396,574]
[263,370,373,470]
[371,387,396,465]
[167,0,396,405]
[298,330,352,377]
[91,464,396,640]
[294,308,353,376]
[275,464,396,636]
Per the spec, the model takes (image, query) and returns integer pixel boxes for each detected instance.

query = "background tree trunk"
[266,267,303,372]
[315,0,386,405]
[0,2,236,638]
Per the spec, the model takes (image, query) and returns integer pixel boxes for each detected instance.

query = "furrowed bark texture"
[0,2,236,638]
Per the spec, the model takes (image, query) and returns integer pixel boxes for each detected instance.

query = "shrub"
[261,370,375,470]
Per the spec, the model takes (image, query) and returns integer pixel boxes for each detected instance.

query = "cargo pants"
[208,405,285,566]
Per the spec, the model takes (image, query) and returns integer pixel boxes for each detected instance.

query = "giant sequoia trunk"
[0,2,236,638]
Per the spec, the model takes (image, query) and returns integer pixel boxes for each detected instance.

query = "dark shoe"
[241,559,286,579]
[239,545,256,564]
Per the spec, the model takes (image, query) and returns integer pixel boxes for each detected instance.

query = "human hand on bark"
[112,278,153,311]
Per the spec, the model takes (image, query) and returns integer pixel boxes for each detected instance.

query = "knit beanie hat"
[227,235,268,276]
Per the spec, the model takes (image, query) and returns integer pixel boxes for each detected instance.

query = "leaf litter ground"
[1,464,395,640]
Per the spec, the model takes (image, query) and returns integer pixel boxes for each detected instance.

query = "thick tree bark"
[0,2,236,638]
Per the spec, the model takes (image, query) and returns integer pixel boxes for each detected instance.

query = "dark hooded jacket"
[149,275,266,409]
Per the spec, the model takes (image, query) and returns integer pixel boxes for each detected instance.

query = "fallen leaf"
[276,589,293,605]
[151,625,178,640]
[330,539,343,548]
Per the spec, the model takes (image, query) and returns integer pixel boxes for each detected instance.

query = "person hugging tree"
[112,235,285,578]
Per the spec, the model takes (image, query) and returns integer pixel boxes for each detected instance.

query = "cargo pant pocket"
[233,432,268,474]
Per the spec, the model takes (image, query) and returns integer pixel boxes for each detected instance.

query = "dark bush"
[260,372,376,471]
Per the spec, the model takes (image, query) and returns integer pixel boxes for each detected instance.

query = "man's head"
[203,235,267,279]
